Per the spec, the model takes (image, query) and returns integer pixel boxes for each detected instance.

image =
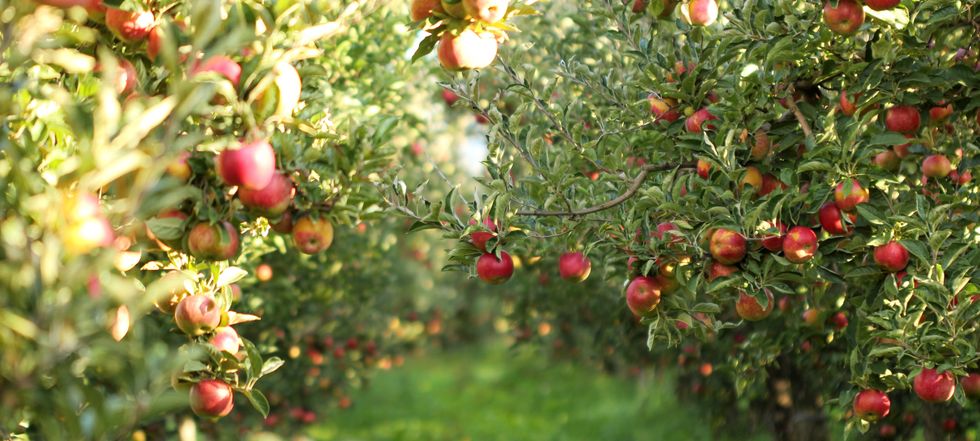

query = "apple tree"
[394,0,980,439]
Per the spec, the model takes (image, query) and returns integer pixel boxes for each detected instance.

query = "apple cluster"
[410,0,522,71]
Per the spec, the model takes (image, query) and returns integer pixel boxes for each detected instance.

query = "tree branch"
[784,85,813,141]
[516,161,695,217]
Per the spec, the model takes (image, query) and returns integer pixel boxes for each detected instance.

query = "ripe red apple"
[210,326,241,354]
[709,228,746,265]
[174,295,222,336]
[818,202,855,235]
[217,139,277,191]
[853,389,890,420]
[190,379,234,418]
[874,150,900,171]
[943,418,957,433]
[625,276,662,316]
[477,251,514,284]
[105,8,154,42]
[292,216,334,254]
[442,89,459,106]
[740,166,763,195]
[255,263,273,282]
[759,173,787,197]
[760,220,786,252]
[736,289,774,321]
[696,159,710,179]
[950,169,972,186]
[865,0,900,10]
[706,261,737,281]
[885,105,920,133]
[929,102,953,122]
[649,95,680,123]
[463,0,509,23]
[879,424,896,439]
[962,373,980,399]
[682,0,718,26]
[750,130,771,161]
[684,108,717,133]
[782,226,818,263]
[558,252,591,282]
[187,221,240,261]
[411,0,445,20]
[874,241,909,273]
[839,90,859,116]
[469,218,497,252]
[913,367,955,403]
[191,56,242,88]
[831,311,849,329]
[271,211,294,234]
[834,179,869,211]
[802,308,822,327]
[437,29,498,71]
[239,172,294,218]
[823,0,864,35]
[921,154,952,178]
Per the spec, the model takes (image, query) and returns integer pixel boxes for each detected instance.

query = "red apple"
[962,373,980,399]
[463,0,509,23]
[292,216,334,254]
[437,29,498,71]
[477,251,514,284]
[929,102,953,122]
[802,308,822,327]
[649,95,680,123]
[740,166,763,195]
[750,130,772,161]
[831,311,848,330]
[696,159,710,179]
[685,108,717,133]
[943,418,957,433]
[782,226,817,263]
[853,389,890,420]
[174,295,222,336]
[210,326,241,354]
[873,150,900,171]
[256,263,273,282]
[105,8,154,42]
[625,276,662,316]
[442,89,459,106]
[736,290,774,321]
[411,0,445,20]
[469,218,497,252]
[706,261,737,281]
[823,0,864,35]
[239,172,294,218]
[760,220,786,252]
[879,424,897,439]
[187,221,240,261]
[885,105,920,133]
[683,0,718,26]
[190,379,234,418]
[865,0,899,10]
[834,179,869,211]
[921,154,952,178]
[894,136,913,158]
[191,56,242,88]
[950,169,972,186]
[558,252,591,282]
[839,90,859,116]
[874,241,909,272]
[913,367,955,403]
[217,139,277,191]
[818,202,854,235]
[271,211,294,234]
[709,228,746,265]
[759,173,787,197]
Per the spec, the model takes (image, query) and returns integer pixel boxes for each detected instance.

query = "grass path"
[308,342,768,441]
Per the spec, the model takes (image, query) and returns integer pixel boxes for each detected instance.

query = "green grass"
[307,342,768,441]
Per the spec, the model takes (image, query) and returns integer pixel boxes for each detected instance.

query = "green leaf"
[216,267,248,287]
[242,389,270,418]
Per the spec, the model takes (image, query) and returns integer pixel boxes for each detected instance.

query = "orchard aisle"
[306,342,770,441]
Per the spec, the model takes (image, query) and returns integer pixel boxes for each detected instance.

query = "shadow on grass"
[306,341,769,441]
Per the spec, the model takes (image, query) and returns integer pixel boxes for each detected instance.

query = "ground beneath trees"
[306,341,770,441]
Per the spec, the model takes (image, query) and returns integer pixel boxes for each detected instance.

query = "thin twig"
[516,161,694,217]
[784,85,813,141]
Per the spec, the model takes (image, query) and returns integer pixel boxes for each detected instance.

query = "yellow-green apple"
[210,326,241,354]
[736,289,773,321]
[823,0,864,35]
[558,252,591,282]
[411,0,445,20]
[239,172,294,218]
[921,154,951,178]
[873,241,908,272]
[913,367,955,403]
[292,216,334,254]
[759,220,786,252]
[818,202,855,235]
[477,251,514,284]
[709,228,746,265]
[782,226,817,263]
[217,139,276,190]
[834,179,869,211]
[166,151,192,182]
[464,0,509,23]
[853,390,890,420]
[187,221,240,261]
[105,8,154,42]
[174,294,221,336]
[190,379,234,418]
[885,105,920,133]
[625,276,662,316]
[437,29,498,70]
